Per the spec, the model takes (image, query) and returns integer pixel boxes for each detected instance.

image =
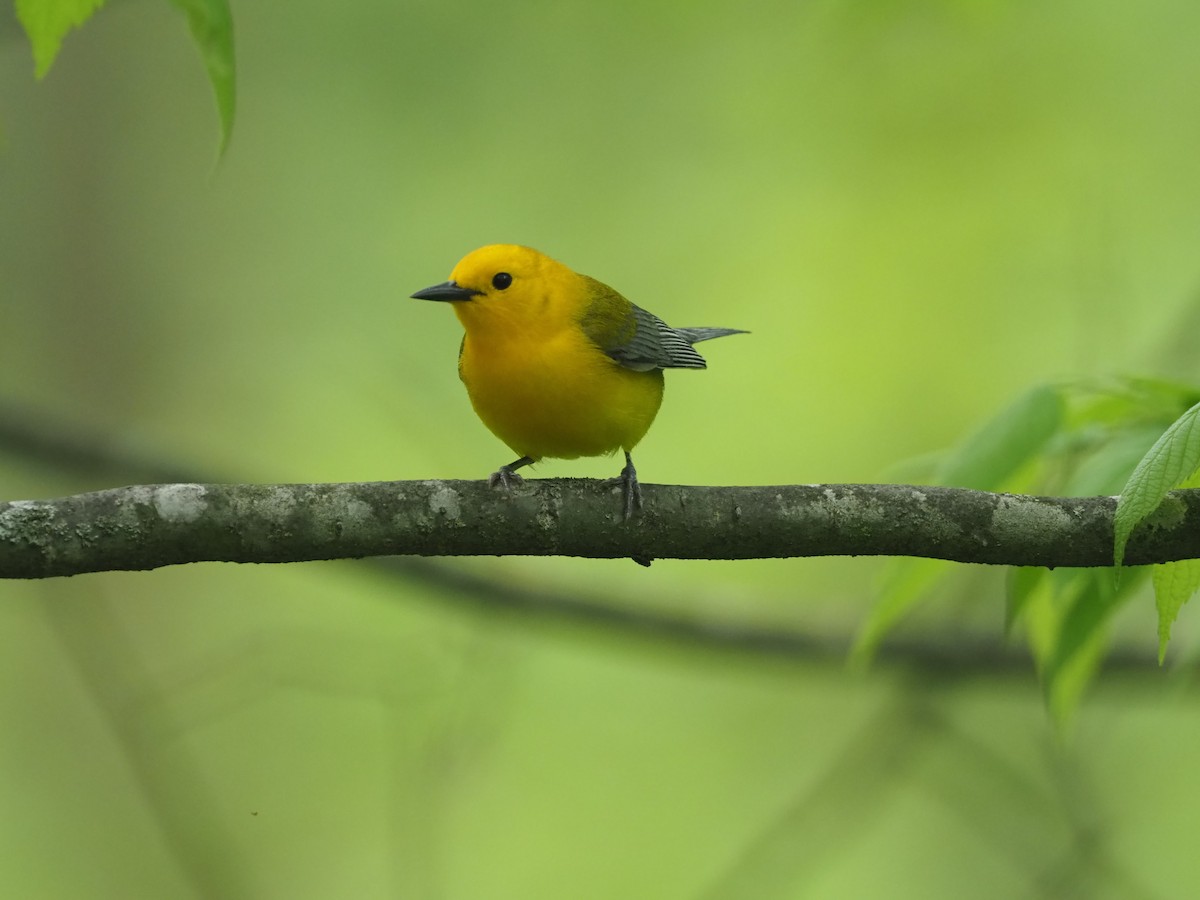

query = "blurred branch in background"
[700,687,928,900]
[700,679,1162,900]
[0,399,1172,674]
[0,399,199,484]
[41,584,257,899]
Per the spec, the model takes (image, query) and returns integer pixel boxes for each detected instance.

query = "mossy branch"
[2,479,1198,578]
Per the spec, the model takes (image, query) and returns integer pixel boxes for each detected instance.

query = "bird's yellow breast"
[459,326,664,461]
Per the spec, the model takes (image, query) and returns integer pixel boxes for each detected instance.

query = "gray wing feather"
[576,275,747,372]
[606,306,746,372]
[674,327,748,344]
[605,305,704,371]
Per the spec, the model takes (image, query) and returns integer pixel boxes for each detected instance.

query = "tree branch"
[2,479,1198,578]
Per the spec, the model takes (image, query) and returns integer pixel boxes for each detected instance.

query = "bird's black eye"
[492,272,513,290]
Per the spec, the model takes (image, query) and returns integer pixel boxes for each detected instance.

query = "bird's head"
[412,244,580,337]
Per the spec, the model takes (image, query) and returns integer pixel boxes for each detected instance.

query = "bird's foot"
[488,468,524,490]
[602,452,642,521]
[488,456,533,491]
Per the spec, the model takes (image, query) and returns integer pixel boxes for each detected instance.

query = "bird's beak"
[411,281,481,302]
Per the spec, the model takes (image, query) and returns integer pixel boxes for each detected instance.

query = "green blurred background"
[3,0,1200,896]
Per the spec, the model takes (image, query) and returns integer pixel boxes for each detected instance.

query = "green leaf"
[1058,424,1170,498]
[1044,614,1109,729]
[938,385,1063,491]
[1117,376,1200,418]
[1113,400,1200,570]
[1005,566,1045,634]
[15,0,107,78]
[16,0,235,153]
[1040,570,1128,727]
[168,0,236,154]
[859,385,1064,665]
[1066,377,1200,432]
[851,558,952,666]
[1017,568,1060,667]
[1151,560,1200,663]
[1017,567,1148,727]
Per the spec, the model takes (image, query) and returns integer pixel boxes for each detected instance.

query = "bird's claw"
[488,456,534,490]
[602,452,642,521]
[488,467,525,490]
[621,467,642,521]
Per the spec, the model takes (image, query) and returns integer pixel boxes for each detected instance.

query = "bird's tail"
[675,327,749,345]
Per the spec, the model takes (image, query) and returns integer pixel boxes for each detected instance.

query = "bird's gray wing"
[579,276,709,371]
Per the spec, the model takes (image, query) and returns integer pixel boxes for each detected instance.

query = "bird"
[411,245,745,519]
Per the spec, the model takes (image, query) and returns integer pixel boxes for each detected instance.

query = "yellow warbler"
[412,245,745,518]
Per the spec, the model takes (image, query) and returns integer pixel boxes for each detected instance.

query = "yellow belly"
[459,330,664,461]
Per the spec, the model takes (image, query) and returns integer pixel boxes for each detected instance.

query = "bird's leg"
[489,456,533,490]
[604,451,642,520]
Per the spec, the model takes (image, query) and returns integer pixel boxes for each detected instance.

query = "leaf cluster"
[13,0,234,153]
[858,377,1200,722]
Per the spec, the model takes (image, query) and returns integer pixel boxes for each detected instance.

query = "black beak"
[411,281,481,302]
